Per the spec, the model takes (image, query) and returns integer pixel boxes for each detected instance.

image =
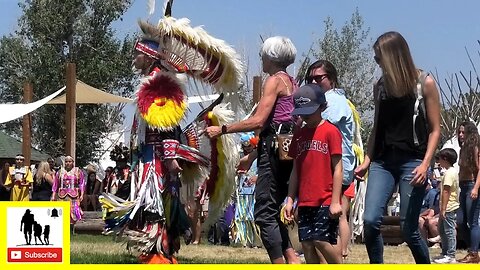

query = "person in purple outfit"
[51,156,85,227]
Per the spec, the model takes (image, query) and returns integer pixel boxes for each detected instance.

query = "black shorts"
[297,206,339,244]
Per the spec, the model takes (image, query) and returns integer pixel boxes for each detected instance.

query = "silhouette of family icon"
[20,209,51,245]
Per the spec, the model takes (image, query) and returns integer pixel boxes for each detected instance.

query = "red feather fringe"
[137,73,185,115]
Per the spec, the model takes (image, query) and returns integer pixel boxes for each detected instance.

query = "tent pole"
[22,82,33,166]
[66,63,77,161]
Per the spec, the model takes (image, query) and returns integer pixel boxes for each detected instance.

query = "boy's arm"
[440,185,451,218]
[284,161,298,221]
[287,161,298,202]
[330,154,343,218]
[331,154,343,205]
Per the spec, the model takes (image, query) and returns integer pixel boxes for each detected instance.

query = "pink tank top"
[271,72,298,124]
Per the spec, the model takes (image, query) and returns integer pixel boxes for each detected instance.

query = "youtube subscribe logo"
[7,248,62,263]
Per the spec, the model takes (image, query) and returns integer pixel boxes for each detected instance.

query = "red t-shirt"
[288,120,342,207]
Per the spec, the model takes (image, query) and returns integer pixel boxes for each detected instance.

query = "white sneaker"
[432,254,446,261]
[428,235,441,243]
[434,256,456,264]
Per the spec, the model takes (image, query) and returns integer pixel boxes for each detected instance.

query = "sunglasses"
[16,158,24,161]
[308,74,328,83]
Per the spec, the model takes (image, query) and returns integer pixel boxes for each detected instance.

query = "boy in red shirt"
[284,84,343,264]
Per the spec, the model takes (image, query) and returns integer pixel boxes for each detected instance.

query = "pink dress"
[52,167,85,224]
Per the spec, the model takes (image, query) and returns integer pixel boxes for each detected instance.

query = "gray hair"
[260,36,296,67]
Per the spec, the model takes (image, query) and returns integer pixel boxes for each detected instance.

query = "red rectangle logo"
[7,247,62,263]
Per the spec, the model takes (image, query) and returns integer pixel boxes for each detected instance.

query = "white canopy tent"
[47,80,133,104]
[0,87,64,124]
[0,79,220,124]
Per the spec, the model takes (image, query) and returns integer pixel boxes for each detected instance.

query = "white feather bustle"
[203,103,240,228]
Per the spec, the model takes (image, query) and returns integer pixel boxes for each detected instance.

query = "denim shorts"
[297,206,338,243]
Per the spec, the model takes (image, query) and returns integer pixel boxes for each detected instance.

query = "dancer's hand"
[165,159,182,174]
[247,176,257,186]
[205,126,222,139]
[329,202,342,219]
[411,163,428,186]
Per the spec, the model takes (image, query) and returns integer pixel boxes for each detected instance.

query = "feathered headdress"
[137,16,244,94]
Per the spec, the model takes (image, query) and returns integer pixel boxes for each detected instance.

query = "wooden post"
[22,82,33,166]
[65,63,76,160]
[253,76,262,104]
[253,76,262,135]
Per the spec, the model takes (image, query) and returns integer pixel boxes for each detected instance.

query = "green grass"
[71,234,138,264]
[71,234,470,264]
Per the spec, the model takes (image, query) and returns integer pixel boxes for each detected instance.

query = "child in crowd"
[284,84,343,264]
[433,148,459,264]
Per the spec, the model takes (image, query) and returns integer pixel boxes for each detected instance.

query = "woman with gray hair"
[205,36,300,263]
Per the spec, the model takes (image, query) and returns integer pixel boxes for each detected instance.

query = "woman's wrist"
[221,124,228,134]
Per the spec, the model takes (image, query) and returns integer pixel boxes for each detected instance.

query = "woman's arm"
[354,84,379,180]
[44,172,54,186]
[411,76,441,185]
[205,76,280,138]
[471,148,480,200]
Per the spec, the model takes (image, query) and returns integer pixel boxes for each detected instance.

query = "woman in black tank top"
[354,31,441,264]
[31,161,54,201]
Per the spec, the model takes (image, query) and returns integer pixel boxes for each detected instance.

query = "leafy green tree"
[0,0,136,165]
[299,8,376,142]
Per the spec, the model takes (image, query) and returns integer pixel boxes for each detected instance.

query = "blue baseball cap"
[291,84,327,116]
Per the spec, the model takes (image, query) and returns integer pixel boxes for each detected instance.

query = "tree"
[298,9,376,142]
[0,0,136,165]
[435,41,480,144]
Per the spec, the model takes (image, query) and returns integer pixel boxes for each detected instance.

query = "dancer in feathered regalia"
[232,132,261,247]
[99,0,243,264]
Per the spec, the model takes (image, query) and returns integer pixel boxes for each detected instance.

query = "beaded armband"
[162,139,180,159]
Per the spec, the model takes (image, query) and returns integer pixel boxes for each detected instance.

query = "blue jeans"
[459,181,480,252]
[439,211,457,257]
[364,154,430,264]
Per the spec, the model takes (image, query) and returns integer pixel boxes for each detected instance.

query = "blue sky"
[1,0,480,132]
[1,0,480,80]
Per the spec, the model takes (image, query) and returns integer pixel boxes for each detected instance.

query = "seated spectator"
[115,165,131,200]
[82,170,102,211]
[419,179,440,242]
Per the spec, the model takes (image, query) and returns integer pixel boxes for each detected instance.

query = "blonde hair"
[374,31,418,98]
[35,161,53,185]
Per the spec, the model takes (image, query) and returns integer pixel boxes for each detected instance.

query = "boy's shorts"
[297,206,339,244]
